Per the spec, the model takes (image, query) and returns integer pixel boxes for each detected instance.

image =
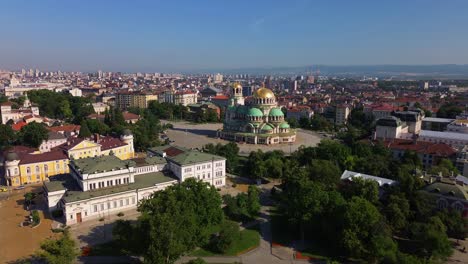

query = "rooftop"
[149,145,225,166]
[71,155,136,174]
[44,171,178,203]
[341,170,398,187]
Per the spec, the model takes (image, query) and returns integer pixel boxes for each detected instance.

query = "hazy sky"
[1,0,468,72]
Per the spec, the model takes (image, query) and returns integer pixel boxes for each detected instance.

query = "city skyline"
[1,0,468,72]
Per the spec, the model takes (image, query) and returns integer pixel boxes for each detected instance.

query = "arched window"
[452,202,463,212]
[14,168,18,175]
[437,199,448,210]
[27,167,31,176]
[44,164,48,177]
[35,166,40,174]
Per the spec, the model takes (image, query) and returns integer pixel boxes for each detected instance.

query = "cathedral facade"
[218,84,296,145]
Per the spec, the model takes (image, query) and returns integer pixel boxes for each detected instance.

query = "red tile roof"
[19,149,68,165]
[12,121,27,131]
[122,112,140,120]
[211,95,229,100]
[162,146,185,157]
[383,139,456,157]
[48,125,80,133]
[99,136,127,150]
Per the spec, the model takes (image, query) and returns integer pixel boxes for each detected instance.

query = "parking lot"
[162,120,322,155]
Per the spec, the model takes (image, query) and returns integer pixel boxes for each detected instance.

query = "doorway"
[76,212,82,223]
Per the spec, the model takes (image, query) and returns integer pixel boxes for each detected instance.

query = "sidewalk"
[70,209,140,247]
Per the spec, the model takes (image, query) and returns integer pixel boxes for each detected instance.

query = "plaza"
[162,120,322,155]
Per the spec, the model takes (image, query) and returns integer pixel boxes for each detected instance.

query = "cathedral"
[218,83,296,145]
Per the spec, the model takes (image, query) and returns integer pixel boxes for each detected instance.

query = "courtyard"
[0,185,57,263]
[162,120,322,155]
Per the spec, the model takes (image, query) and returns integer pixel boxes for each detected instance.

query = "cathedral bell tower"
[232,83,244,106]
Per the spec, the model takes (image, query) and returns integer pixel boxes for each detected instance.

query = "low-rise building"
[147,145,226,187]
[43,145,227,225]
[2,130,134,186]
[420,177,468,218]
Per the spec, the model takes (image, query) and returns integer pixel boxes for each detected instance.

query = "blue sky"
[1,0,468,72]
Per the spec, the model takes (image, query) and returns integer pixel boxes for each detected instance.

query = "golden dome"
[232,82,242,89]
[253,87,275,99]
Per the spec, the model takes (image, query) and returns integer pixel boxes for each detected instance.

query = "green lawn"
[191,226,260,257]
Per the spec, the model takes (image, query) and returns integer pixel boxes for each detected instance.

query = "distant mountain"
[198,64,468,79]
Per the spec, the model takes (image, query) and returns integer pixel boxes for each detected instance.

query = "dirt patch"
[0,185,57,262]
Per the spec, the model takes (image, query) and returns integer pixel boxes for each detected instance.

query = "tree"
[341,177,379,205]
[214,221,240,253]
[341,197,384,259]
[36,231,78,264]
[409,216,452,260]
[428,158,459,177]
[285,117,298,128]
[130,179,223,264]
[247,185,261,218]
[0,124,16,149]
[437,103,463,118]
[281,175,330,241]
[298,116,310,128]
[19,122,49,148]
[384,194,411,232]
[78,120,92,138]
[306,159,341,187]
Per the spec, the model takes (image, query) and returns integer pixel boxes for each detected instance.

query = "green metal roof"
[421,181,468,200]
[168,150,225,166]
[261,124,273,131]
[279,122,290,129]
[247,108,263,117]
[269,108,284,116]
[72,156,136,175]
[62,171,178,203]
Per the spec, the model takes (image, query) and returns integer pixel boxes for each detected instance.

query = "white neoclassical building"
[44,145,226,225]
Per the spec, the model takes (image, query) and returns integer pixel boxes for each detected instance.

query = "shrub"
[117,212,124,217]
[51,209,64,218]
[32,210,40,225]
[214,221,240,253]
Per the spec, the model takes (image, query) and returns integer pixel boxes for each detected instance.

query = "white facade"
[45,146,227,225]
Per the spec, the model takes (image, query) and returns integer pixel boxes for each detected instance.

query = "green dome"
[247,108,263,117]
[279,122,290,129]
[261,124,273,131]
[269,108,284,116]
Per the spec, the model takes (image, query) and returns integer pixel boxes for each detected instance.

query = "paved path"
[177,184,306,264]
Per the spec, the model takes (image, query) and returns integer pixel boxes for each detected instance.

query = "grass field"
[191,225,260,257]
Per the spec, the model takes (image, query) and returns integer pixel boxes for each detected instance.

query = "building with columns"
[218,83,296,144]
[43,145,226,225]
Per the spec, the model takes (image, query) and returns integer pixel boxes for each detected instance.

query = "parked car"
[14,186,26,190]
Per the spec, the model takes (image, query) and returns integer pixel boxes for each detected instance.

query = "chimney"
[94,133,100,143]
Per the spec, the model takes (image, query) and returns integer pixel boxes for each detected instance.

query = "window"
[70,214,73,219]
[100,204,104,210]
[126,198,129,205]
[35,166,40,174]
[113,201,117,208]
[120,200,123,207]
[14,168,18,175]
[107,202,111,209]
[437,199,448,210]
[94,205,98,212]
[132,197,136,204]
[207,173,210,178]
[27,167,31,175]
